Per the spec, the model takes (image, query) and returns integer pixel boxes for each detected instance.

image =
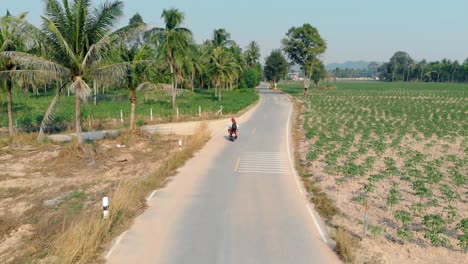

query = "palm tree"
[0,11,27,136]
[4,0,135,145]
[151,8,192,109]
[210,48,241,101]
[120,43,154,130]
[211,28,234,49]
[245,41,260,68]
[184,43,205,91]
[229,43,246,88]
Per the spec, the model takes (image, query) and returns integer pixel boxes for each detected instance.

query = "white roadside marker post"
[120,110,123,123]
[150,108,153,121]
[103,197,109,219]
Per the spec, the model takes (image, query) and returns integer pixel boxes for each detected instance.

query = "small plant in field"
[397,225,414,241]
[427,198,439,207]
[450,169,467,191]
[369,225,384,237]
[456,218,468,251]
[352,194,367,205]
[384,157,398,175]
[394,210,413,226]
[362,182,375,193]
[425,166,443,187]
[443,205,458,223]
[423,214,449,246]
[412,180,432,202]
[386,182,400,210]
[440,184,460,204]
[411,202,427,217]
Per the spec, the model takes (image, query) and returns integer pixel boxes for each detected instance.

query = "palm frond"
[82,23,146,69]
[41,16,80,69]
[86,1,123,44]
[45,0,68,36]
[1,51,69,77]
[90,61,130,87]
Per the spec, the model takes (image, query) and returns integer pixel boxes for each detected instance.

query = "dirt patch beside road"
[0,131,182,262]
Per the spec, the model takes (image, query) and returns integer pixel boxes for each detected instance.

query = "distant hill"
[325,61,380,71]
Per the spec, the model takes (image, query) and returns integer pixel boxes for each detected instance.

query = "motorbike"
[228,128,238,141]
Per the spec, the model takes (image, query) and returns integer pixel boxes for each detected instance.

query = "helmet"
[231,117,236,122]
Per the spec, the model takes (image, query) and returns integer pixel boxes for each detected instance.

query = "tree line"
[0,0,263,142]
[379,51,468,82]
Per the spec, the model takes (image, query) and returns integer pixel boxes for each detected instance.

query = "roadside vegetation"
[0,87,258,133]
[281,81,467,263]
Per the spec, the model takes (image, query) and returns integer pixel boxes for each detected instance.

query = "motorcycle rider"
[228,117,239,139]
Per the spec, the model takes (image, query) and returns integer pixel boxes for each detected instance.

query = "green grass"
[0,87,258,132]
[281,80,468,249]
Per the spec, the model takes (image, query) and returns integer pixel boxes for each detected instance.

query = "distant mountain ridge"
[325,61,380,71]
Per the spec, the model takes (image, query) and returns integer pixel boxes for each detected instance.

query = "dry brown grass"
[334,227,358,263]
[51,124,211,263]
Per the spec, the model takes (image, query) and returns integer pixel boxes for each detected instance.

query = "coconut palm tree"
[119,41,155,130]
[3,0,139,145]
[245,41,260,68]
[114,14,154,131]
[184,43,206,91]
[0,11,27,136]
[211,28,234,49]
[151,8,192,109]
[210,48,241,101]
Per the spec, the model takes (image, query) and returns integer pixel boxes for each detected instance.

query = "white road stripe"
[238,152,291,175]
[238,166,289,170]
[146,190,158,201]
[239,167,289,171]
[241,159,286,165]
[238,170,290,174]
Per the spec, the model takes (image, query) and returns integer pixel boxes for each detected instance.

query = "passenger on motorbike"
[228,117,239,139]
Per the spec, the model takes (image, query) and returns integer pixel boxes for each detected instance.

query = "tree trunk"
[129,90,136,131]
[219,84,222,101]
[93,79,98,105]
[6,76,15,136]
[38,82,68,140]
[75,95,83,146]
[191,67,195,92]
[22,77,28,94]
[451,68,456,83]
[170,63,176,109]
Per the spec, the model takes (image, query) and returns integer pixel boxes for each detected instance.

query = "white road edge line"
[146,190,158,201]
[286,104,328,244]
[105,231,127,259]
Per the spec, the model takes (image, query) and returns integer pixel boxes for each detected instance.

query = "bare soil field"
[0,131,184,262]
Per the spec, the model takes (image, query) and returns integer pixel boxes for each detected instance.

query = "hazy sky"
[2,0,468,64]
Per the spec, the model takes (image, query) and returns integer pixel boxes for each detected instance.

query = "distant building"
[288,73,299,80]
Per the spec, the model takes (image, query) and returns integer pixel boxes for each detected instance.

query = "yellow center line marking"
[234,157,240,172]
[252,128,257,135]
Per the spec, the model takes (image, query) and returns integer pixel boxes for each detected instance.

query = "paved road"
[107,84,339,264]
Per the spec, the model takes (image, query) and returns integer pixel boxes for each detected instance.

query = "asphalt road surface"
[107,84,339,264]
